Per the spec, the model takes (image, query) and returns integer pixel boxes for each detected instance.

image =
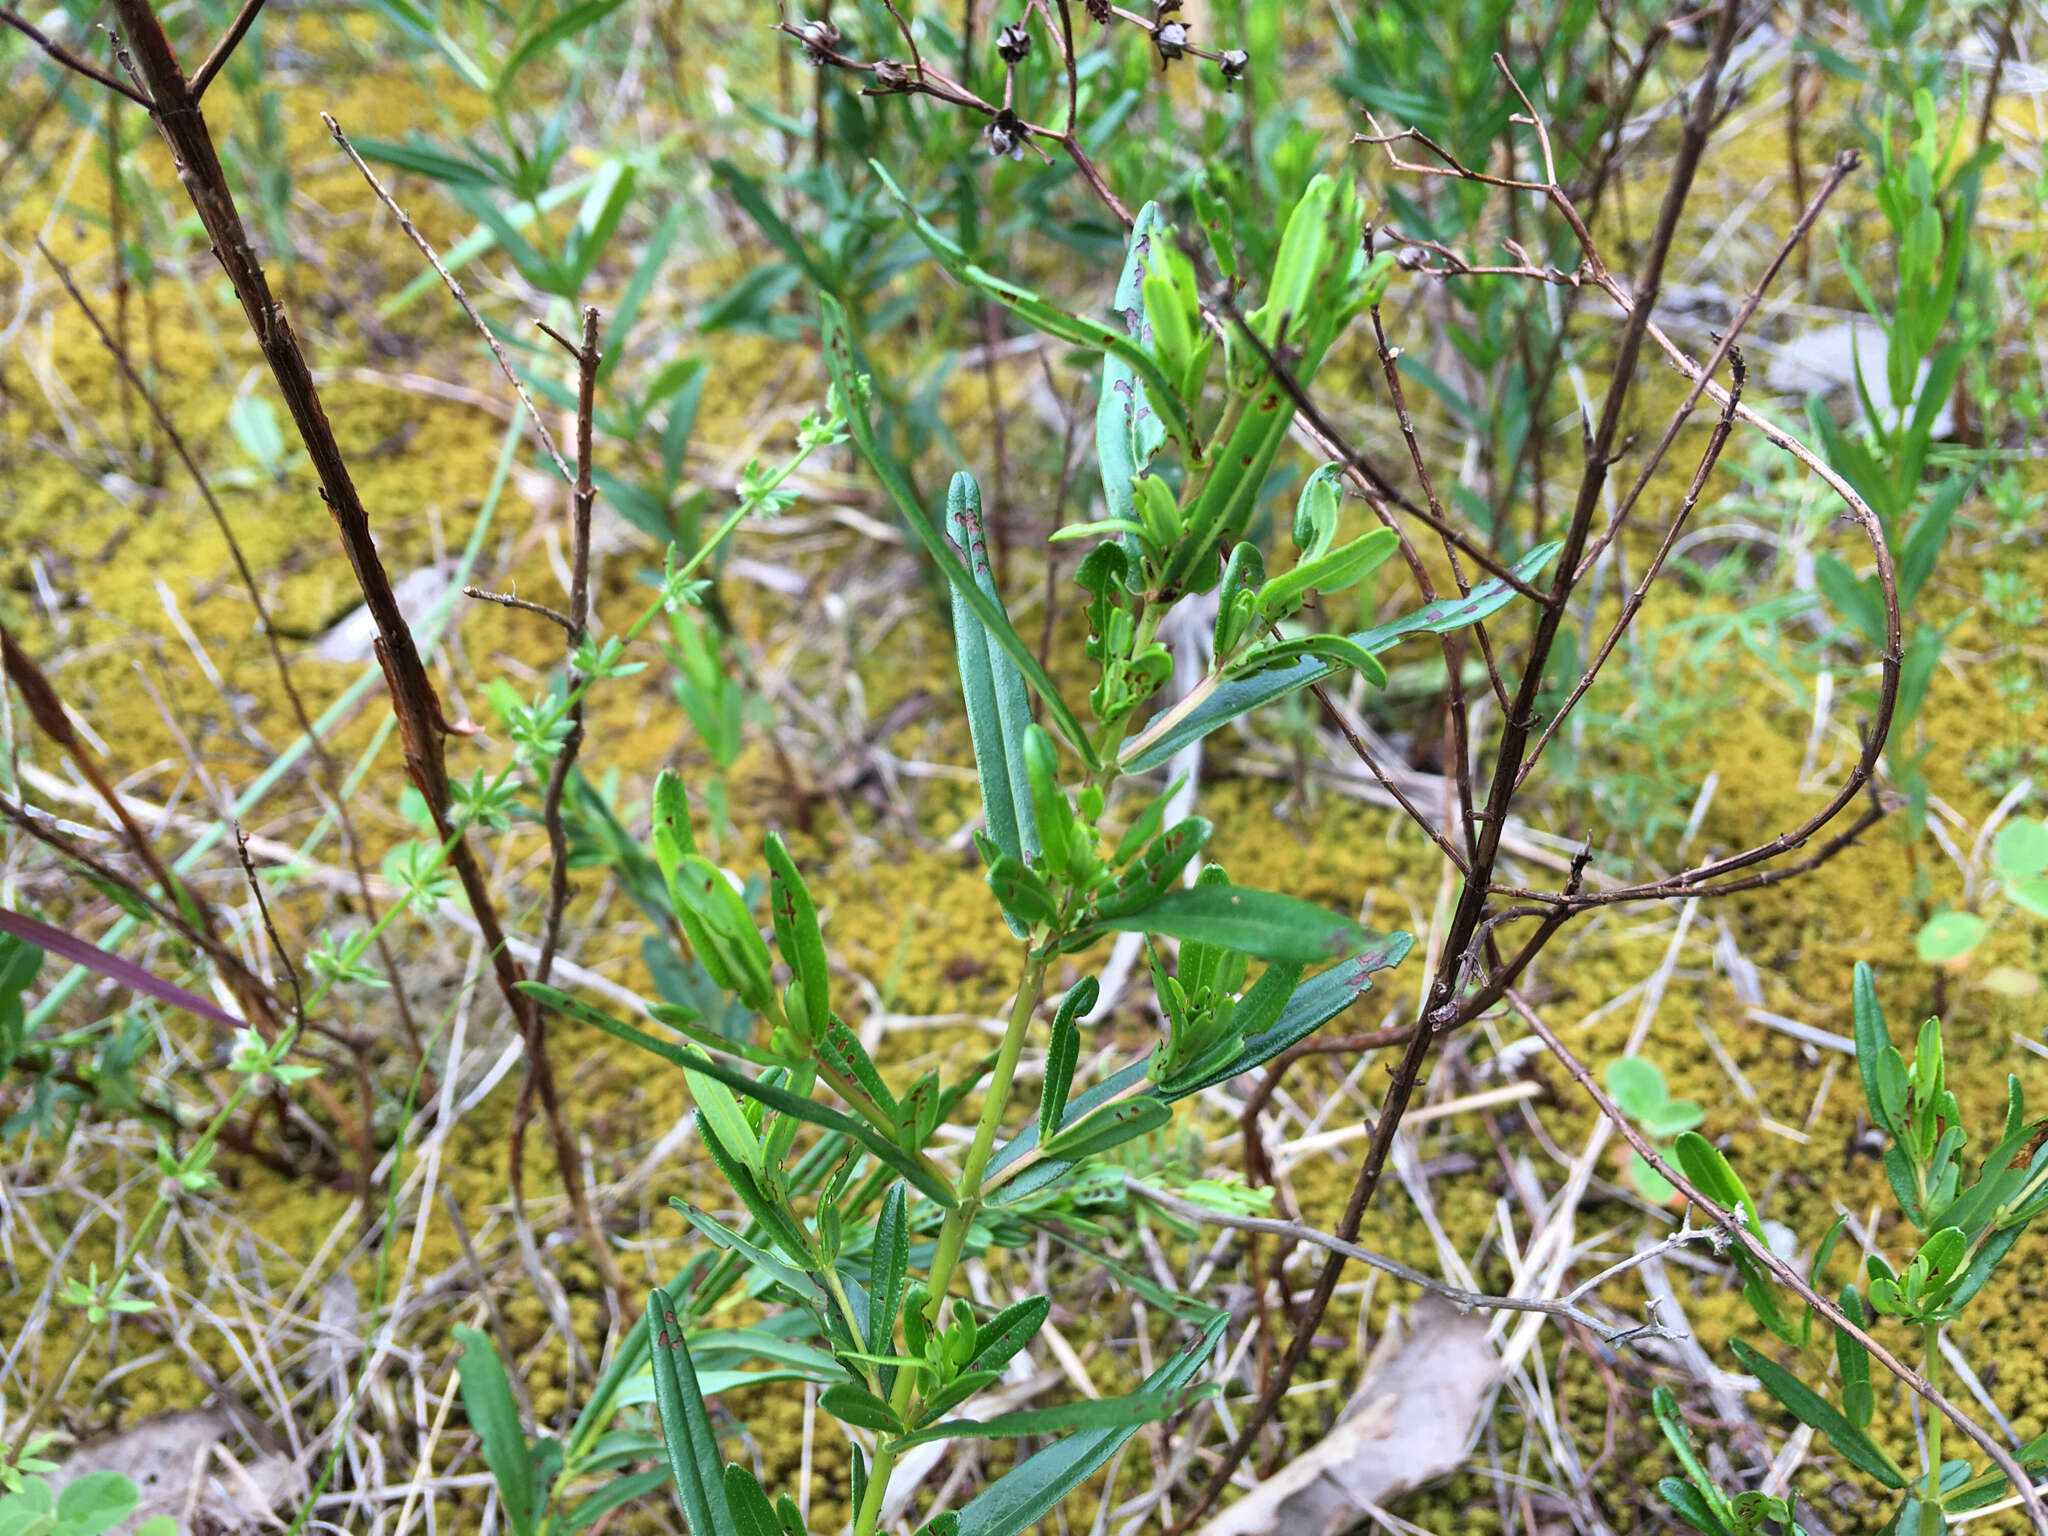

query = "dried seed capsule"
[985,107,1027,160]
[792,16,839,65]
[996,23,1031,63]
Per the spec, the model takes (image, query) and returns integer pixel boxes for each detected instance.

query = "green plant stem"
[850,950,1049,1536]
[1925,1319,1944,1518]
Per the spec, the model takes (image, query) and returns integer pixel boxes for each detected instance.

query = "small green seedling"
[1604,1056,1704,1203]
[1915,814,2048,995]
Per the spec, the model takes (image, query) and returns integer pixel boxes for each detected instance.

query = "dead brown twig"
[512,307,603,1233]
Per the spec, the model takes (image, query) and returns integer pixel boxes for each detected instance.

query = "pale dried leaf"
[1195,1299,1498,1536]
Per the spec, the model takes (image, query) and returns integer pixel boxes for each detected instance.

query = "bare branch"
[0,6,154,107]
[190,0,266,97]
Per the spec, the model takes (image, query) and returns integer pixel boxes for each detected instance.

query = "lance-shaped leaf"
[723,1464,782,1536]
[454,1328,538,1536]
[1042,1096,1171,1161]
[870,1183,909,1364]
[945,473,1038,865]
[710,160,836,291]
[0,904,242,1029]
[1152,366,1302,598]
[1099,204,1171,565]
[648,1289,736,1536]
[1039,977,1097,1141]
[820,296,1096,768]
[818,1015,899,1122]
[895,1385,1218,1449]
[1256,528,1401,618]
[969,1295,1050,1375]
[954,1314,1226,1536]
[1081,883,1377,964]
[1120,540,1563,771]
[764,832,830,1039]
[1728,1340,1904,1489]
[821,1383,904,1434]
[674,1203,826,1307]
[518,982,957,1207]
[1852,961,1900,1140]
[873,162,1191,455]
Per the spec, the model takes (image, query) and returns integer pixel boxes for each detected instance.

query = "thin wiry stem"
[1125,1179,1709,1347]
[0,5,153,106]
[324,112,576,484]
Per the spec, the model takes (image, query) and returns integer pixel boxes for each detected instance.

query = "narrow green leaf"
[873,163,1191,454]
[871,1184,909,1360]
[518,982,958,1207]
[1086,883,1376,963]
[949,473,1040,863]
[495,0,629,93]
[819,1015,900,1121]
[915,1368,1004,1426]
[454,1327,537,1536]
[648,1293,736,1536]
[710,160,836,291]
[688,1329,841,1376]
[683,1064,761,1175]
[1672,1132,1759,1231]
[820,1383,905,1434]
[947,474,1035,865]
[966,1297,1051,1379]
[1098,204,1171,565]
[1853,962,1898,1139]
[723,1464,781,1536]
[1120,542,1561,770]
[1092,818,1213,922]
[1836,1288,1874,1429]
[820,296,1096,768]
[1257,528,1400,615]
[1043,1096,1171,1161]
[1040,978,1096,1141]
[954,1315,1225,1536]
[896,1385,1217,1449]
[561,1469,672,1533]
[765,832,830,1039]
[1729,1340,1905,1488]
[1235,633,1389,687]
[674,1203,825,1307]
[1659,1478,1734,1536]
